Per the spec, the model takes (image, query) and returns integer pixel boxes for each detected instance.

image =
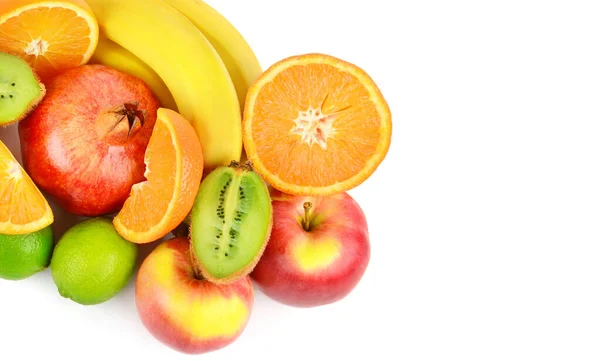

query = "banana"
[90,35,178,111]
[86,0,242,172]
[163,0,263,109]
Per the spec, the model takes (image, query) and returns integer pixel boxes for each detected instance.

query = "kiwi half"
[190,161,272,284]
[0,52,46,126]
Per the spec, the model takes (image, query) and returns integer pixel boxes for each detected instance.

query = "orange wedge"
[0,0,99,82]
[113,108,203,244]
[0,140,53,234]
[243,53,392,196]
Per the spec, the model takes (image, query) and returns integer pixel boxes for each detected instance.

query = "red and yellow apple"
[251,189,370,308]
[18,64,159,216]
[135,237,254,355]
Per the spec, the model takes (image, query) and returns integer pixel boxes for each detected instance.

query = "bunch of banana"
[86,0,263,172]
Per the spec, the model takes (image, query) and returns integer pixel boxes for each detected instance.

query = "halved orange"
[0,140,53,234]
[242,53,392,196]
[0,0,99,82]
[113,108,203,244]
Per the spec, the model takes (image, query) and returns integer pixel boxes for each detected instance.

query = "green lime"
[0,225,54,280]
[50,217,138,306]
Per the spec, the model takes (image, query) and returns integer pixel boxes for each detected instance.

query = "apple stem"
[303,202,313,231]
[191,259,203,280]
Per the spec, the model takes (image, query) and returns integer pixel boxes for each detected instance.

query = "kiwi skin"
[189,161,273,285]
[0,52,46,126]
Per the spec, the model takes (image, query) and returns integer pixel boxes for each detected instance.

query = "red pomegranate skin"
[18,64,160,217]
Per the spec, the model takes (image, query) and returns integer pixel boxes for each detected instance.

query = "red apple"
[136,237,254,355]
[251,189,370,308]
[18,64,159,216]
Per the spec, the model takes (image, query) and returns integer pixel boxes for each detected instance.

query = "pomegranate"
[19,64,160,217]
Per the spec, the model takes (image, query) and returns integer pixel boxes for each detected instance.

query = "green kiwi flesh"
[190,161,272,284]
[0,52,46,126]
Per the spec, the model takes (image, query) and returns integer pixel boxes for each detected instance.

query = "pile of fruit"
[0,0,392,355]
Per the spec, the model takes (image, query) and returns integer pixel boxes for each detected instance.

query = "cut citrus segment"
[113,108,203,244]
[242,53,392,196]
[0,139,53,234]
[0,0,99,82]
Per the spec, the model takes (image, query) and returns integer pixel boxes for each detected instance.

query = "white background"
[2,0,600,360]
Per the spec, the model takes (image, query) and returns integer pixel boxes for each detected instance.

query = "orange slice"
[113,108,203,244]
[243,53,392,196]
[0,140,53,234]
[0,0,99,82]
